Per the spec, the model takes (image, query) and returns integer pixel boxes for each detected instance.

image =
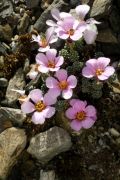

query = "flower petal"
[75,5,90,20]
[57,30,69,39]
[51,8,60,21]
[46,77,58,88]
[29,89,43,103]
[55,56,64,67]
[44,106,55,118]
[62,89,73,99]
[83,26,98,44]
[36,53,48,65]
[32,111,45,124]
[21,101,35,114]
[73,101,86,112]
[97,57,110,68]
[55,69,68,81]
[70,30,83,41]
[38,46,50,52]
[43,92,57,105]
[65,108,76,119]
[67,75,77,88]
[46,49,57,60]
[46,20,57,27]
[38,65,49,73]
[82,66,95,78]
[81,117,95,129]
[27,71,38,80]
[103,66,115,77]
[85,105,96,118]
[70,120,82,131]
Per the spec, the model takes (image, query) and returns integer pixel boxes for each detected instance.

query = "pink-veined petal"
[43,92,57,105]
[103,66,115,77]
[51,8,60,21]
[36,53,48,65]
[46,49,57,60]
[55,69,68,81]
[57,30,69,39]
[75,4,90,20]
[82,66,95,78]
[38,65,49,73]
[46,20,57,27]
[46,77,58,88]
[62,89,73,99]
[67,75,77,88]
[73,101,86,112]
[44,106,56,118]
[38,46,50,52]
[81,117,95,129]
[70,120,82,131]
[70,99,87,107]
[65,108,76,119]
[97,57,110,68]
[55,56,64,67]
[29,89,43,103]
[70,30,83,41]
[32,111,45,124]
[85,105,96,118]
[21,101,35,114]
[47,89,61,98]
[83,25,98,44]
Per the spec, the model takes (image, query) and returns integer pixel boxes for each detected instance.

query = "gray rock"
[0,127,26,180]
[70,0,80,8]
[40,170,56,180]
[27,126,72,164]
[33,0,70,32]
[90,0,112,19]
[0,78,8,87]
[6,68,25,107]
[0,107,26,126]
[0,24,13,42]
[17,13,30,34]
[25,0,40,8]
[96,28,117,43]
[109,7,120,34]
[0,0,13,20]
[109,128,120,138]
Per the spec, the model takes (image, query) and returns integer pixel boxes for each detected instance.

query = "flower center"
[59,80,68,90]
[41,37,48,48]
[76,111,86,121]
[48,60,55,68]
[96,69,104,76]
[67,29,75,36]
[35,64,40,72]
[35,101,46,112]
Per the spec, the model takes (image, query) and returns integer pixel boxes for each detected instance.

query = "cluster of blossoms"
[20,5,115,131]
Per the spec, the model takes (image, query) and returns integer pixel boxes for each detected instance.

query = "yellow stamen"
[48,60,55,68]
[67,29,75,36]
[59,80,68,90]
[41,38,48,48]
[96,69,104,76]
[35,101,46,112]
[76,111,86,121]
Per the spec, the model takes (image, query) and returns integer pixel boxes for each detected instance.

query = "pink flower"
[82,57,115,81]
[21,89,56,124]
[55,16,85,41]
[46,69,77,99]
[65,99,97,131]
[46,8,72,27]
[75,4,100,44]
[36,49,64,73]
[32,27,58,52]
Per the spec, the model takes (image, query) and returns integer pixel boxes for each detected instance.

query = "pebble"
[109,128,120,138]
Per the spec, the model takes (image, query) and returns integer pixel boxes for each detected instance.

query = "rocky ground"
[0,0,120,180]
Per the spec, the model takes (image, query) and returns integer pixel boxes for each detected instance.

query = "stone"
[0,107,26,126]
[40,170,56,180]
[90,0,112,19]
[25,0,40,8]
[96,29,117,43]
[116,137,120,147]
[0,0,13,20]
[0,24,13,42]
[0,127,26,180]
[17,13,30,34]
[109,128,120,138]
[109,7,120,34]
[33,0,70,32]
[27,126,72,164]
[6,68,26,107]
[0,78,8,87]
[70,0,80,7]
